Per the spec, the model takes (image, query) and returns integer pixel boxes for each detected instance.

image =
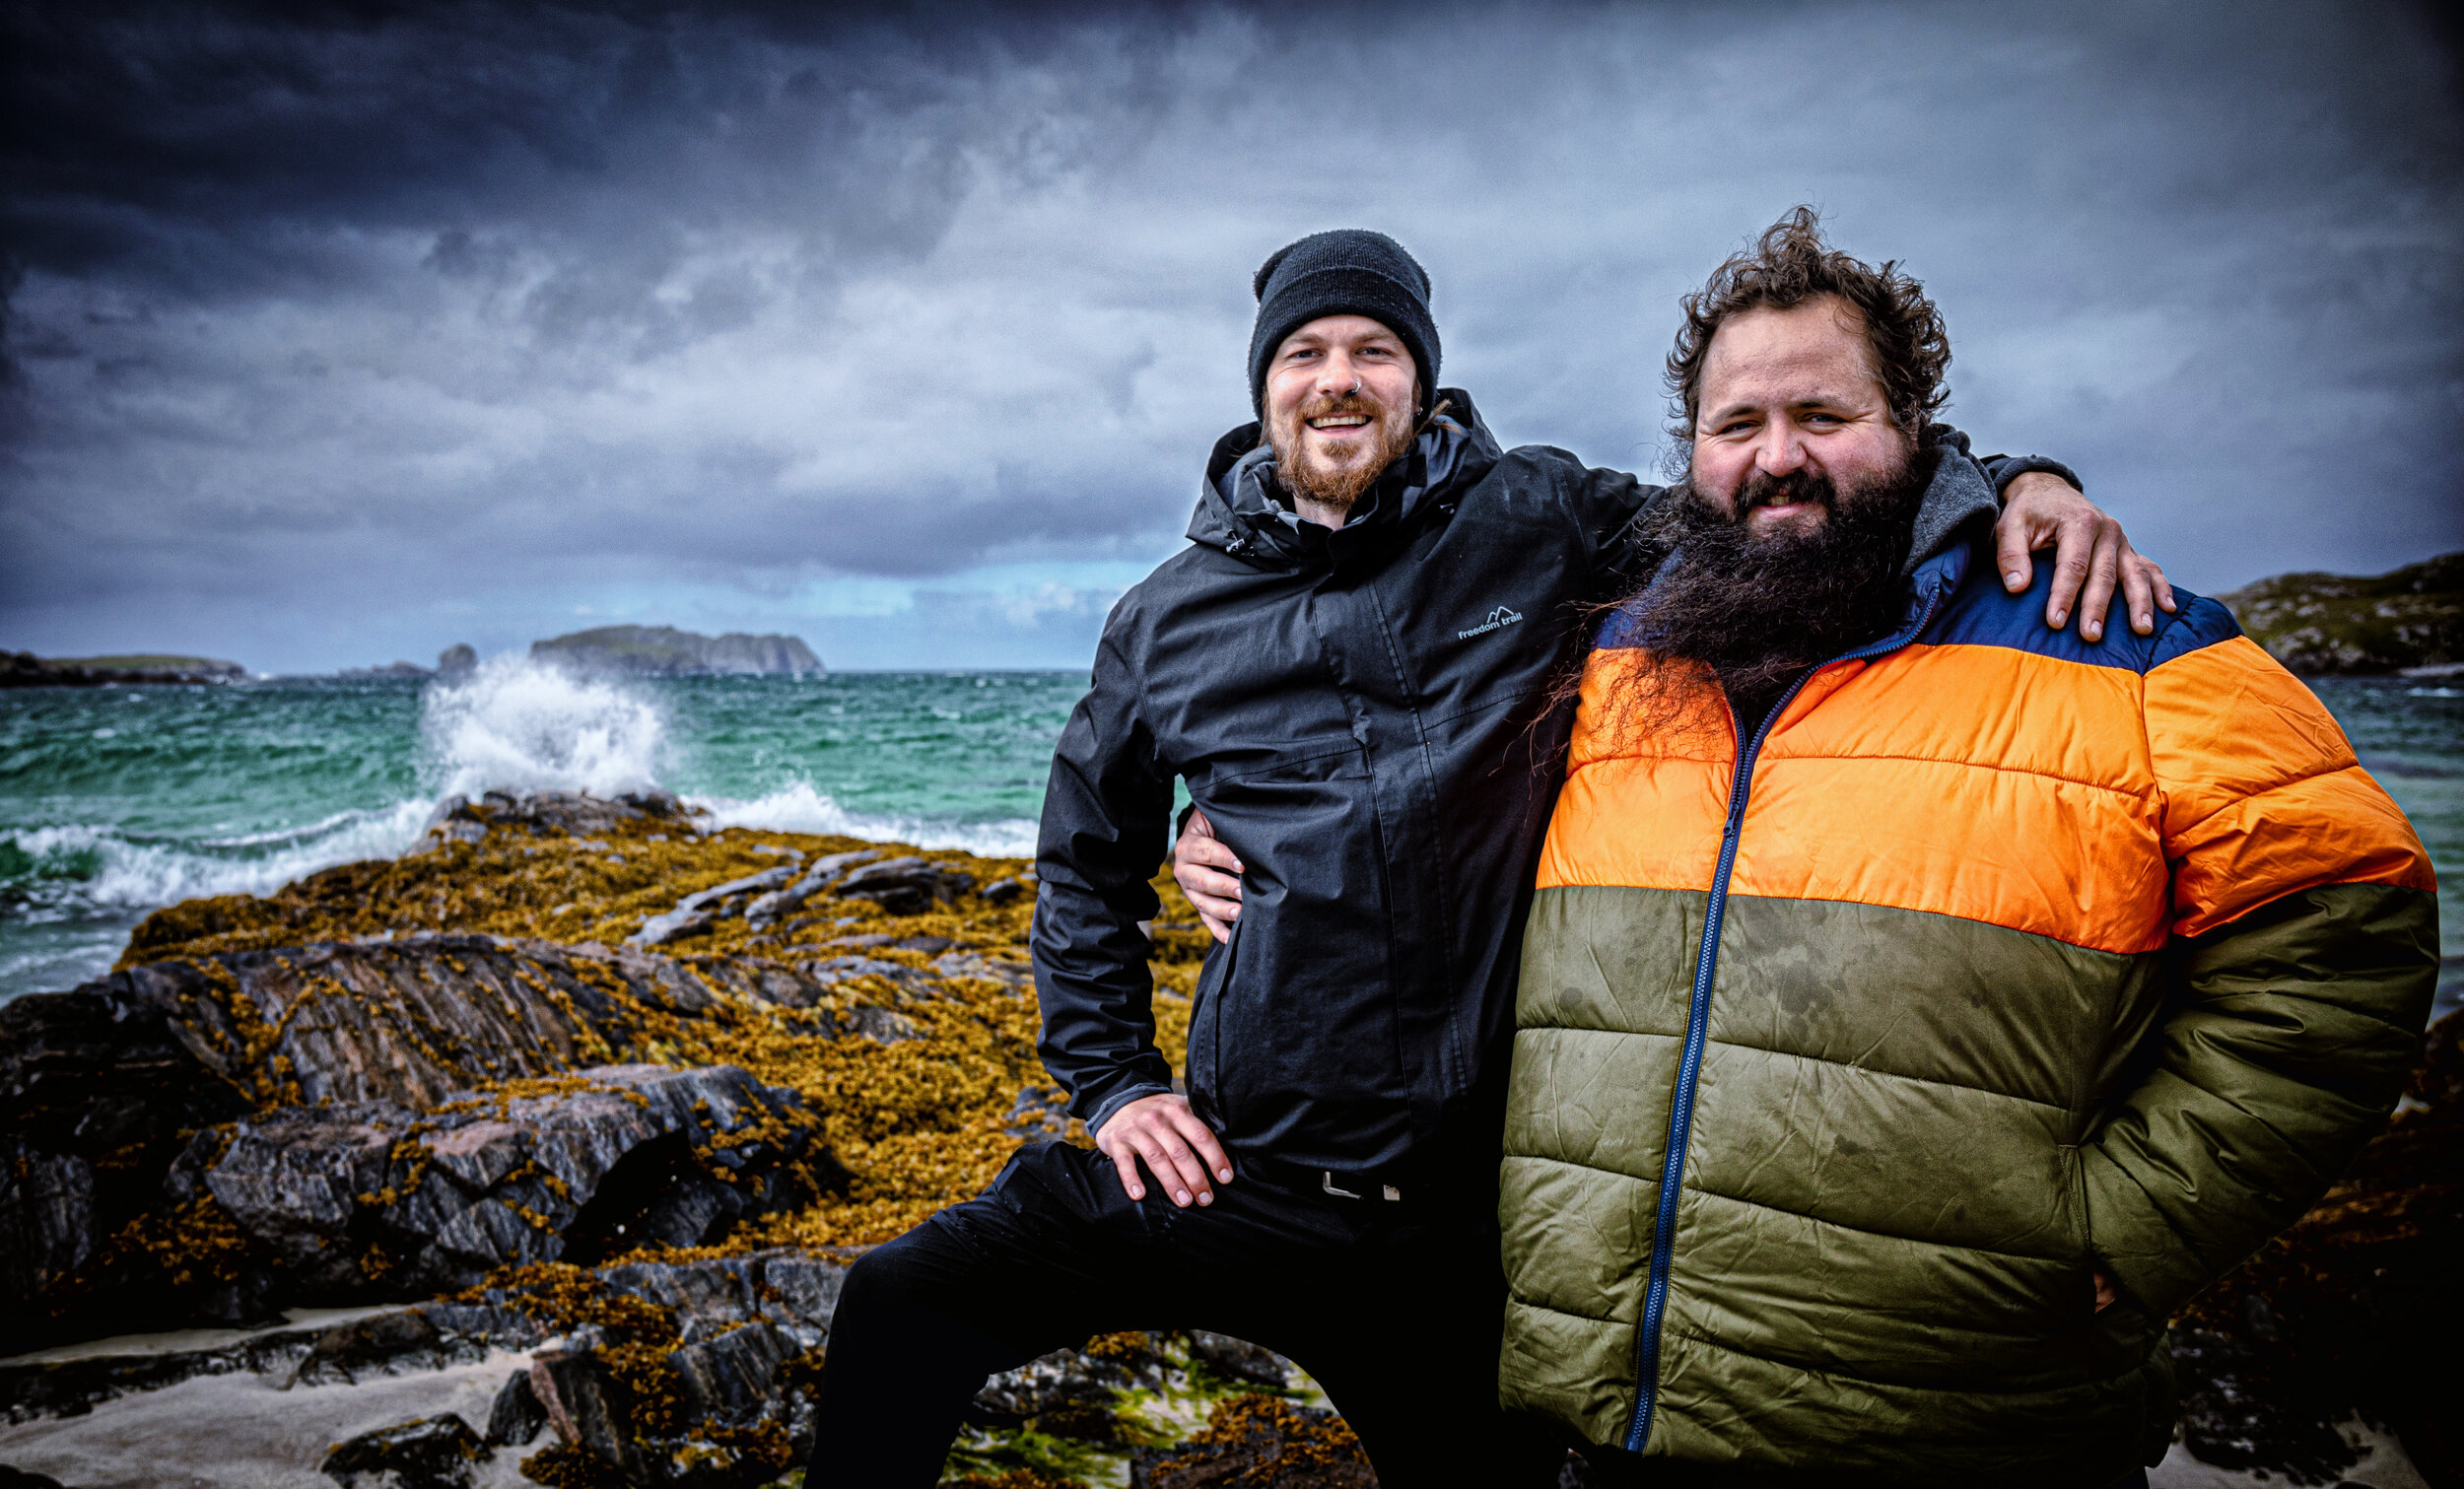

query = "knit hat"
[1247,230,1440,416]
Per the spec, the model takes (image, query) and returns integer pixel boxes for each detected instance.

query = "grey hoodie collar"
[1902,430,1999,576]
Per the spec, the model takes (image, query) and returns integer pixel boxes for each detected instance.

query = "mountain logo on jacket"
[1458,606,1525,641]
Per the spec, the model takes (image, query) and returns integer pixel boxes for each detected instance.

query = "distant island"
[0,651,246,688]
[336,644,476,682]
[2220,550,2461,676]
[529,625,822,677]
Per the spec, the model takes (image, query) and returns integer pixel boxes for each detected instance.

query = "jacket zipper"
[1625,581,1949,1452]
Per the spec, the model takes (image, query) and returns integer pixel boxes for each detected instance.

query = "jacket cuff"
[1085,1082,1176,1137]
[1988,455,2084,498]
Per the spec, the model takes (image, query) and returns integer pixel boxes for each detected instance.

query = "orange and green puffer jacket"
[1496,466,2439,1486]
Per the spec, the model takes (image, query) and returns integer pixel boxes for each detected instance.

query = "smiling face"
[1689,296,1914,535]
[1262,313,1420,523]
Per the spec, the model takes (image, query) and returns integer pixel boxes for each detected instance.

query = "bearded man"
[803,228,2162,1488]
[1493,210,2439,1487]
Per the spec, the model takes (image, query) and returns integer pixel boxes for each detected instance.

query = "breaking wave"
[420,654,668,799]
[0,801,437,914]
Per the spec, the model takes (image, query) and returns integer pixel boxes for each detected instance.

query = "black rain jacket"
[1030,391,2038,1180]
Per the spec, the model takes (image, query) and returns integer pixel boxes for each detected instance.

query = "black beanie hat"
[1247,229,1440,416]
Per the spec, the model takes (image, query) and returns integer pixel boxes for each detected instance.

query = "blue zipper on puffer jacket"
[1624,575,1953,1453]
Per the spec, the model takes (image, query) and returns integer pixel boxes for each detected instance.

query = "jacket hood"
[1904,425,2000,577]
[1185,387,1503,568]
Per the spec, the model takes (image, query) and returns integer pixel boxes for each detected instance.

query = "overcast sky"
[4,0,2458,673]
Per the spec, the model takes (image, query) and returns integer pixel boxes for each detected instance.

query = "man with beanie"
[800,228,2163,1488]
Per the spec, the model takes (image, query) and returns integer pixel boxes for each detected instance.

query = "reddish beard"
[1266,389,1418,515]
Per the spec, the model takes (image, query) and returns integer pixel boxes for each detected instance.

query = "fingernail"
[2005,572,2024,588]
[2051,609,2067,626]
[1197,1191,1212,1206]
[2137,614,2151,630]
[1128,1186,1143,1199]
[1218,1168,1233,1182]
[2086,624,2101,641]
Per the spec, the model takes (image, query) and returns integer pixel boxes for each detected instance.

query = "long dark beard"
[1266,392,1418,516]
[1603,450,1933,737]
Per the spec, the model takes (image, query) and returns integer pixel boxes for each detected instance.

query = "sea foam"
[3,801,436,913]
[420,654,668,800]
[690,780,1036,860]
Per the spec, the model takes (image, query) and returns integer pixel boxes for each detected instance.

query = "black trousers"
[801,1139,1562,1488]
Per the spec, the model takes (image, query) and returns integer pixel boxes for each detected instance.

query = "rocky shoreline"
[2220,550,2461,676]
[0,789,2453,1487]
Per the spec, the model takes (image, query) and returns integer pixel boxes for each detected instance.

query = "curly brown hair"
[1666,206,1951,461]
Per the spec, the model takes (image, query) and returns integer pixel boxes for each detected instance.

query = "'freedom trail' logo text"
[1458,606,1525,640]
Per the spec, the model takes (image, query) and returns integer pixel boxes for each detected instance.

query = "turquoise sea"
[1,661,2457,1019]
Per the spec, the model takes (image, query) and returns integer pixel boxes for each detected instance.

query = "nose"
[1751,420,1807,477]
[1315,348,1362,397]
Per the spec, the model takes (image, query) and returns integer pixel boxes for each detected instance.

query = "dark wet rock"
[1130,1395,1375,1488]
[530,1348,654,1482]
[1189,1330,1292,1388]
[204,1064,839,1300]
[930,951,1033,989]
[526,1308,815,1489]
[831,856,976,916]
[426,788,690,848]
[486,1368,549,1447]
[1,932,926,1347]
[288,1311,450,1388]
[0,1145,93,1320]
[0,980,257,1343]
[27,934,880,1116]
[744,849,883,924]
[630,866,796,945]
[1002,1084,1071,1144]
[668,1320,794,1423]
[971,1335,1185,1443]
[320,1414,490,1488]
[1,1252,833,1431]
[979,877,1027,906]
[286,1310,495,1388]
[589,1252,843,1351]
[2166,1006,2462,1484]
[632,908,717,946]
[4,1313,360,1424]
[822,933,953,956]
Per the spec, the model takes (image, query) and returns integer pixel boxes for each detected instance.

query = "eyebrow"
[1702,392,1865,423]
[1283,336,1402,357]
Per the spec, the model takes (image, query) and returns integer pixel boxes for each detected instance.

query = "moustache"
[1731,469,1838,517]
[1295,391,1396,425]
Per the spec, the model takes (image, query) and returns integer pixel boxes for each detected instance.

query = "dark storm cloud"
[2,0,2458,670]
